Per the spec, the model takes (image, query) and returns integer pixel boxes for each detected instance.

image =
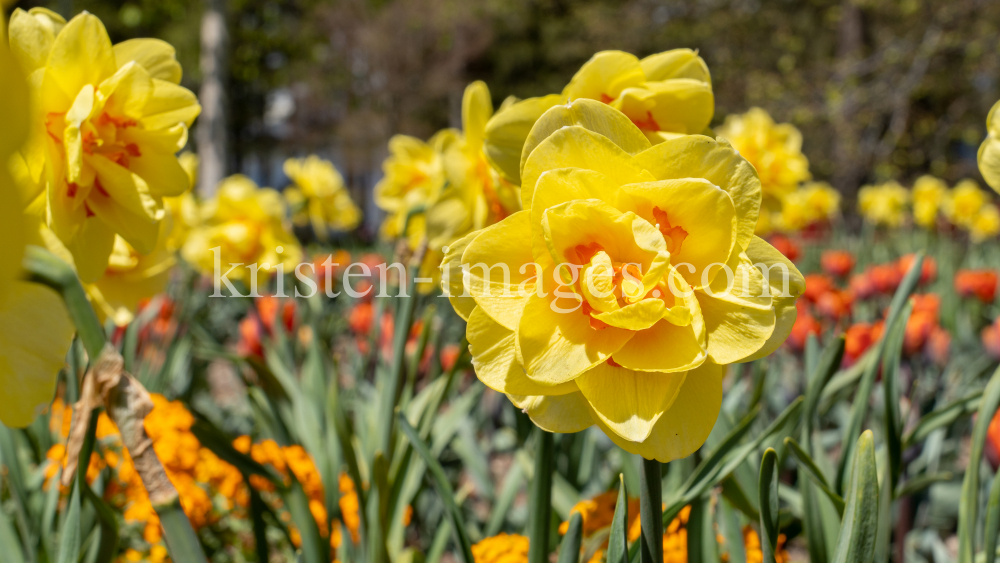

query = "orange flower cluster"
[557,494,788,563]
[955,270,998,304]
[238,294,299,358]
[233,436,362,549]
[821,250,856,279]
[768,234,801,262]
[45,395,245,561]
[841,294,950,366]
[471,533,531,563]
[851,254,936,299]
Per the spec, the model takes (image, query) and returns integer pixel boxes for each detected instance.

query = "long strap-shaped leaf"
[785,437,845,515]
[397,413,474,563]
[558,512,584,563]
[639,457,663,563]
[758,449,780,563]
[607,475,629,563]
[958,365,1000,563]
[831,431,879,563]
[528,429,555,563]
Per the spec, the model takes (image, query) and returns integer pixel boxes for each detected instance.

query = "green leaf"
[639,457,663,563]
[894,472,953,499]
[528,429,554,563]
[983,469,1000,563]
[397,413,474,563]
[958,365,1000,563]
[283,476,327,563]
[784,438,845,515]
[902,391,982,449]
[836,253,924,493]
[558,512,583,563]
[0,497,27,563]
[802,336,846,444]
[55,483,81,563]
[831,431,879,563]
[882,300,912,493]
[687,495,721,563]
[607,476,629,563]
[758,449,780,563]
[81,483,119,563]
[156,500,210,563]
[486,462,525,536]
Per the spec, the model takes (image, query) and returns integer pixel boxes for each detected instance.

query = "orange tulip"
[984,319,1000,359]
[769,234,801,262]
[815,289,854,320]
[844,323,876,365]
[821,250,855,278]
[868,264,903,295]
[788,302,821,351]
[956,270,998,304]
[897,254,937,285]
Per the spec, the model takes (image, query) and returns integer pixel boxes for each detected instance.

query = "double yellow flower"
[443,100,803,461]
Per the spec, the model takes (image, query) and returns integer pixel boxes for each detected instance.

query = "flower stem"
[528,429,554,563]
[640,456,664,563]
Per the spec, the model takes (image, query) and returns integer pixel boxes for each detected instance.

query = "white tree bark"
[197,0,228,197]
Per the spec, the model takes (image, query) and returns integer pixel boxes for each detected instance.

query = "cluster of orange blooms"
[538,492,789,563]
[45,395,245,562]
[788,252,958,367]
[232,436,363,550]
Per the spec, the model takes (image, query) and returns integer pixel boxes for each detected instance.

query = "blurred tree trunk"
[197,0,228,197]
[832,0,864,202]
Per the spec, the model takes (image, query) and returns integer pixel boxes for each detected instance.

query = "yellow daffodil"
[181,175,302,287]
[484,49,713,184]
[443,100,803,461]
[776,182,840,232]
[86,225,174,326]
[283,155,361,239]
[8,10,200,282]
[374,130,455,247]
[969,204,1000,242]
[911,175,948,229]
[716,108,811,215]
[858,181,909,227]
[980,99,1000,194]
[944,179,989,229]
[0,34,74,428]
[377,82,519,290]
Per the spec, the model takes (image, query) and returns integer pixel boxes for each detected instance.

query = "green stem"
[528,429,554,563]
[639,457,664,563]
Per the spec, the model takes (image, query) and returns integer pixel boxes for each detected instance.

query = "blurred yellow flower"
[970,204,1000,242]
[980,99,1000,194]
[444,100,802,461]
[85,225,174,326]
[0,32,74,428]
[911,175,948,228]
[283,155,361,239]
[716,108,811,204]
[374,130,454,247]
[163,152,199,251]
[484,49,714,184]
[858,181,909,227]
[9,10,200,282]
[944,179,989,229]
[181,175,302,287]
[776,182,840,232]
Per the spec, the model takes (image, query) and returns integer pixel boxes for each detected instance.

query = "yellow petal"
[613,79,714,136]
[622,178,737,287]
[98,61,154,119]
[595,361,724,462]
[140,78,201,130]
[45,13,117,98]
[612,318,706,373]
[0,282,74,428]
[979,99,1000,194]
[461,211,536,330]
[634,135,761,253]
[468,307,577,396]
[440,230,478,322]
[483,93,564,184]
[521,98,651,182]
[507,391,595,434]
[576,362,686,442]
[517,292,633,385]
[113,38,183,83]
[86,154,161,254]
[63,84,95,183]
[521,125,655,208]
[127,151,191,198]
[639,49,711,83]
[462,80,493,150]
[8,8,66,74]
[65,214,116,283]
[696,249,776,365]
[592,298,665,331]
[563,50,645,102]
[739,236,805,362]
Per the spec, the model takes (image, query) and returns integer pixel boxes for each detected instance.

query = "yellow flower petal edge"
[484,48,713,184]
[447,100,801,459]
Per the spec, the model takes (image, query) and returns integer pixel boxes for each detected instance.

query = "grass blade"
[983,469,1000,563]
[558,512,583,563]
[607,475,629,563]
[785,438,845,515]
[958,365,1000,563]
[55,483,81,563]
[397,412,474,563]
